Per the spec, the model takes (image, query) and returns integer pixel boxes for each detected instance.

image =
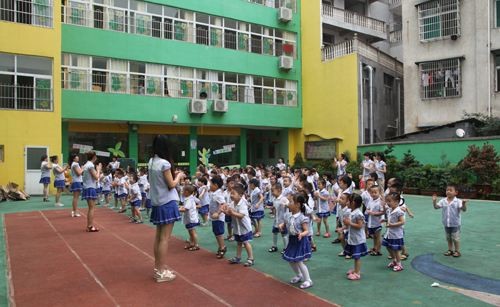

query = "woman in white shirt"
[39,154,52,202]
[149,135,185,283]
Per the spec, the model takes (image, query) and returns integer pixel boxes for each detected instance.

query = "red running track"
[5,209,336,307]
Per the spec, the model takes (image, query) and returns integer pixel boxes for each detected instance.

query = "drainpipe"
[364,65,374,144]
[360,62,364,144]
[395,77,401,135]
[488,0,492,116]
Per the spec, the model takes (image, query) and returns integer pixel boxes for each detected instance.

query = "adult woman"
[374,152,387,190]
[69,153,83,217]
[108,156,120,172]
[334,153,349,178]
[39,154,52,202]
[81,151,102,232]
[361,152,375,189]
[276,158,286,172]
[149,135,185,283]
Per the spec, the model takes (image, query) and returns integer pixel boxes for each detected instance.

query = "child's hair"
[115,168,125,176]
[272,183,283,191]
[341,153,350,163]
[86,151,97,161]
[249,178,260,187]
[198,177,208,185]
[232,183,245,196]
[446,184,458,192]
[368,185,380,191]
[339,174,352,187]
[210,175,224,189]
[302,182,314,194]
[391,178,403,191]
[40,154,48,162]
[376,152,385,161]
[386,192,401,203]
[369,172,378,181]
[50,155,58,163]
[183,184,196,195]
[292,193,307,214]
[130,172,138,183]
[318,178,326,187]
[364,152,373,159]
[139,167,147,174]
[366,178,374,185]
[349,194,363,208]
[247,168,256,177]
[69,153,78,164]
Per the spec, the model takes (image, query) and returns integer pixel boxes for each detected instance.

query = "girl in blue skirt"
[279,193,313,289]
[382,192,406,272]
[81,151,102,232]
[39,155,52,202]
[343,194,368,280]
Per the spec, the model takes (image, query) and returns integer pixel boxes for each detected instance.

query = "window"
[419,58,461,99]
[0,0,53,27]
[384,74,394,106]
[495,54,500,92]
[0,53,53,111]
[497,0,500,27]
[417,0,460,41]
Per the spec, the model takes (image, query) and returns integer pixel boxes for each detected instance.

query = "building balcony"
[389,29,402,44]
[321,3,387,42]
[322,35,403,74]
[388,0,402,16]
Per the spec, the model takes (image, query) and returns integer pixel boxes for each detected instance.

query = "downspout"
[395,77,401,135]
[360,63,364,144]
[364,65,374,144]
[488,0,492,116]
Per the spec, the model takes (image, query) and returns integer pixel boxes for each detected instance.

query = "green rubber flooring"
[1,194,498,307]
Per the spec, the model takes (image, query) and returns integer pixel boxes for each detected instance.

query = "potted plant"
[459,144,499,197]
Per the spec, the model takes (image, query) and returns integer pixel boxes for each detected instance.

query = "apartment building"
[0,0,62,194]
[403,0,500,132]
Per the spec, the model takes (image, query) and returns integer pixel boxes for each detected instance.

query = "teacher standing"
[149,135,185,283]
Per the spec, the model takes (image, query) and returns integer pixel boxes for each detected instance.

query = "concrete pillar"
[128,124,138,163]
[189,126,197,177]
[240,128,247,167]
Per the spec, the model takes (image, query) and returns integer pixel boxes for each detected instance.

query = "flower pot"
[403,187,420,195]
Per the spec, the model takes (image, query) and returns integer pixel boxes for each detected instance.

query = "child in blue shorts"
[128,173,143,223]
[180,184,200,251]
[249,178,264,237]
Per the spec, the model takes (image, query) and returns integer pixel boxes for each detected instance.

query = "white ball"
[456,128,465,138]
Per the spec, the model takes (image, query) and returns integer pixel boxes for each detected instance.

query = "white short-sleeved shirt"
[130,182,142,202]
[52,164,65,181]
[285,212,310,236]
[198,185,210,206]
[102,174,112,191]
[82,161,96,189]
[375,160,386,179]
[71,162,82,183]
[366,198,383,228]
[183,196,200,225]
[138,175,148,192]
[116,177,128,195]
[231,198,252,235]
[384,207,405,239]
[337,160,347,176]
[273,195,289,227]
[362,159,374,178]
[209,189,225,222]
[361,191,371,207]
[109,161,120,171]
[148,156,179,206]
[250,187,263,212]
[436,197,463,227]
[41,161,51,178]
[318,188,330,213]
[281,185,294,198]
[347,208,366,245]
[340,206,352,233]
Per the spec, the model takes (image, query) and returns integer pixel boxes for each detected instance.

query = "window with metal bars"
[417,0,460,41]
[419,58,461,99]
[0,0,53,27]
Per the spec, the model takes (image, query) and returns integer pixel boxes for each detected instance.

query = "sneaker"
[387,261,396,268]
[346,269,354,276]
[55,203,64,207]
[71,211,75,217]
[74,212,81,217]
[290,275,303,284]
[323,232,331,238]
[299,280,313,289]
[135,220,144,224]
[393,264,404,272]
[155,270,176,283]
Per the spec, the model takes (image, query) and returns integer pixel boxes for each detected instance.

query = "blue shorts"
[145,199,152,208]
[185,222,200,230]
[250,210,265,221]
[141,192,147,199]
[102,189,111,196]
[368,226,382,235]
[130,200,141,207]
[272,226,288,235]
[114,193,119,200]
[317,212,330,218]
[199,205,209,215]
[116,193,127,200]
[212,220,225,236]
[96,187,102,195]
[234,232,253,243]
[53,180,65,189]
[225,215,232,223]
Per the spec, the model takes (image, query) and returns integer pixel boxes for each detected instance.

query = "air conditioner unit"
[278,7,293,22]
[279,55,294,70]
[188,99,207,114]
[213,100,228,113]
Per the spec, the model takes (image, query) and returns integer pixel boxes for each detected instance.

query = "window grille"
[419,58,461,99]
[417,0,460,41]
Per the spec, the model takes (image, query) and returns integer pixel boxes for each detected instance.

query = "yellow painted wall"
[293,0,360,162]
[0,5,61,191]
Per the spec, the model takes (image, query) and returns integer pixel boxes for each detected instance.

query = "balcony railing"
[389,30,402,43]
[0,84,53,111]
[388,0,402,10]
[0,0,53,27]
[322,35,403,74]
[322,4,387,38]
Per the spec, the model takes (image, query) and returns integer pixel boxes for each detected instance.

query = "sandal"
[331,238,341,244]
[188,246,200,251]
[299,280,313,289]
[254,233,261,238]
[315,233,320,237]
[312,245,317,252]
[290,275,303,284]
[268,246,278,253]
[444,250,453,256]
[347,273,361,280]
[86,226,99,232]
[216,246,227,259]
[393,264,404,272]
[228,257,241,264]
[243,259,254,267]
[370,251,382,256]
[401,254,408,261]
[452,251,461,257]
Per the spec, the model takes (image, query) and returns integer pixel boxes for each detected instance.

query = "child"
[197,177,210,226]
[144,180,152,217]
[138,167,148,211]
[279,193,313,289]
[336,193,352,258]
[101,169,112,207]
[432,185,467,257]
[128,173,143,223]
[382,193,406,272]
[51,155,67,207]
[223,184,254,266]
[180,184,200,251]
[224,178,235,241]
[266,183,289,253]
[343,194,368,280]
[315,178,331,238]
[209,175,227,259]
[69,153,83,217]
[249,178,265,237]
[366,185,384,256]
[114,169,128,213]
[40,154,52,202]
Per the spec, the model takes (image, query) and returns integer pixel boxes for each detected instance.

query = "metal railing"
[389,30,402,43]
[0,84,53,111]
[0,0,53,27]
[321,4,387,36]
[388,0,402,10]
[322,35,403,74]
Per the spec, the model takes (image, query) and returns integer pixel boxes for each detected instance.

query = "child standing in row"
[51,155,67,207]
[114,169,128,213]
[382,193,406,272]
[280,193,313,289]
[223,184,254,266]
[101,170,112,207]
[197,177,210,226]
[180,184,200,251]
[366,185,384,256]
[432,185,467,257]
[315,178,331,238]
[128,173,143,223]
[267,183,289,253]
[39,154,52,202]
[249,179,264,238]
[343,194,368,280]
[69,154,83,217]
[209,176,227,259]
[336,193,352,258]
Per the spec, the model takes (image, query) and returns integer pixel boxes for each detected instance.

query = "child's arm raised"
[432,194,441,209]
[461,199,467,212]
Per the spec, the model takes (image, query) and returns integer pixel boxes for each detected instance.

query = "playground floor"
[0,194,499,307]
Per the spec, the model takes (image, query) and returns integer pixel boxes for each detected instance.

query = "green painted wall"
[128,125,138,162]
[62,121,69,163]
[240,128,247,166]
[62,90,301,128]
[358,137,500,165]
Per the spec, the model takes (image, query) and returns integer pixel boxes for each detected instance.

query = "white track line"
[3,215,16,307]
[87,212,233,307]
[39,211,120,307]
